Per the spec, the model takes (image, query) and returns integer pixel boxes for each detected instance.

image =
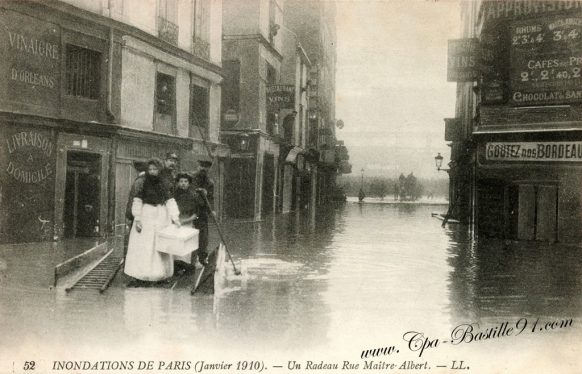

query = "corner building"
[466,0,582,242]
[0,0,226,244]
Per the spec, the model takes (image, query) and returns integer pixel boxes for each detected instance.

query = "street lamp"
[434,153,450,172]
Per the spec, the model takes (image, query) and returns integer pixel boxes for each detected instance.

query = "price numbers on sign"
[520,67,581,82]
[512,28,580,46]
[512,33,544,46]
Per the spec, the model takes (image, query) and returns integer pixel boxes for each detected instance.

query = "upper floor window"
[190,83,209,138]
[154,72,176,134]
[193,0,211,59]
[268,0,277,44]
[65,45,101,99]
[158,0,178,45]
[221,60,241,129]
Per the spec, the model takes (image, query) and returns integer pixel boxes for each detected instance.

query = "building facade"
[220,0,285,221]
[455,0,582,242]
[0,0,226,244]
[284,0,349,209]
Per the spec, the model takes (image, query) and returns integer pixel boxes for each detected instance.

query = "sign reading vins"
[267,85,295,110]
[510,16,582,105]
[447,38,479,82]
[486,142,582,162]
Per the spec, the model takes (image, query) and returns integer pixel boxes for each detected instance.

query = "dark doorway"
[225,158,256,219]
[64,152,101,238]
[262,154,275,217]
[509,183,558,242]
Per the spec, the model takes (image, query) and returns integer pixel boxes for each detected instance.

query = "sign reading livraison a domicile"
[486,142,582,161]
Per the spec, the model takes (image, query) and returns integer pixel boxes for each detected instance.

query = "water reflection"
[446,229,582,323]
[1,202,581,355]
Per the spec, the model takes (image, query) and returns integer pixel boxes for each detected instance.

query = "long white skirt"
[124,204,174,281]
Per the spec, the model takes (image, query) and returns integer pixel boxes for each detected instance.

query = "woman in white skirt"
[124,158,180,283]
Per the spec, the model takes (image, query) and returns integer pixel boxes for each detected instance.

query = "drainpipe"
[106,1,116,123]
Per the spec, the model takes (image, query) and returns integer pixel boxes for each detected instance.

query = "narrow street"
[1,202,581,366]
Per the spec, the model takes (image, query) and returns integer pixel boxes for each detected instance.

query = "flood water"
[1,202,581,371]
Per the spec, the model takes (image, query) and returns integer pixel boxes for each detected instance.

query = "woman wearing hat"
[125,158,180,283]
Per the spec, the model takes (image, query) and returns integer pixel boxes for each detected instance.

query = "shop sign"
[480,1,582,23]
[0,10,61,115]
[444,118,461,141]
[0,125,56,243]
[486,141,582,162]
[267,85,295,110]
[447,38,479,82]
[510,16,582,106]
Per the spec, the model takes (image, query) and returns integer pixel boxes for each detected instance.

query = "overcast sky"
[335,0,462,179]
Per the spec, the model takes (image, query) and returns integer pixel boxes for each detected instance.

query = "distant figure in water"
[358,188,366,202]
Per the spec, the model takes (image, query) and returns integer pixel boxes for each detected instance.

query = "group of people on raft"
[123,152,214,286]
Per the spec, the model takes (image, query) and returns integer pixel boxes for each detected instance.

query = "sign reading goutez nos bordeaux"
[486,142,582,162]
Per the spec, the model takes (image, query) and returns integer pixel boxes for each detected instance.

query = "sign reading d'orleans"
[0,9,61,114]
[486,142,582,162]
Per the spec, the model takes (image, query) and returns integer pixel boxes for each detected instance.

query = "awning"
[285,146,304,164]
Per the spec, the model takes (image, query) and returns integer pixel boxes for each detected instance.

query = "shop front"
[0,4,116,243]
[476,136,582,243]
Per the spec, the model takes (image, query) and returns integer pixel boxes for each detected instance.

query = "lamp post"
[434,153,450,172]
[435,152,453,227]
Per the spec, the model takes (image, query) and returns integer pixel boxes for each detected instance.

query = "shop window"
[190,84,209,138]
[154,72,176,134]
[65,45,101,99]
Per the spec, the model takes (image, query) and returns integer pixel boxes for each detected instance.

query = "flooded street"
[1,203,581,371]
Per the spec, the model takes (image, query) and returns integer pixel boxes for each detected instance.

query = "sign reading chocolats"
[486,141,582,162]
[510,15,582,106]
[0,9,61,115]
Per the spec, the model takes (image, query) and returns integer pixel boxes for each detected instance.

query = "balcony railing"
[193,36,210,60]
[158,17,178,46]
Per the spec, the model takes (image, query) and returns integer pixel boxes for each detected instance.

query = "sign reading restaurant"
[486,142,582,162]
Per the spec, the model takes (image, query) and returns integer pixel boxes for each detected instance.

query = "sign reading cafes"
[510,16,582,106]
[486,142,582,162]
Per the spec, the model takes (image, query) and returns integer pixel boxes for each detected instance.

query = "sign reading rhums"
[0,9,60,115]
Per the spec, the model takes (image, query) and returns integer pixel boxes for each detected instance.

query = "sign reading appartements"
[486,142,582,161]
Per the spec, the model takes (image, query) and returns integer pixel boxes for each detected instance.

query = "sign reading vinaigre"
[510,16,582,106]
[486,142,582,162]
